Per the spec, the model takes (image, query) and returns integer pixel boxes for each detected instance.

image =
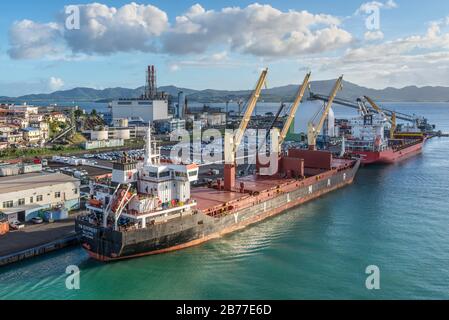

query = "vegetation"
[124,139,145,149]
[67,132,87,144]
[74,109,83,118]
[0,145,84,160]
[49,121,68,138]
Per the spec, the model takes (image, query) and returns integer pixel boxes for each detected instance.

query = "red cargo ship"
[348,136,425,164]
[345,112,426,165]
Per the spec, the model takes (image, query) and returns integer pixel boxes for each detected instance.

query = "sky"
[1,0,449,96]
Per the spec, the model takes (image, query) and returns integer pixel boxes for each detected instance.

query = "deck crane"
[243,101,285,176]
[224,68,268,191]
[253,72,312,177]
[363,96,397,138]
[356,97,371,116]
[307,76,343,150]
[279,72,312,146]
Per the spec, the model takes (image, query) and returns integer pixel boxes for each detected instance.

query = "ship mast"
[144,125,153,166]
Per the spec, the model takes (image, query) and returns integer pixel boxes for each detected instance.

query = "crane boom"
[364,96,397,138]
[307,76,343,150]
[279,72,311,146]
[231,68,268,156]
[224,68,268,191]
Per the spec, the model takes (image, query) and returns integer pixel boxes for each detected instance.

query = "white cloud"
[8,20,64,59]
[385,0,398,9]
[167,51,241,72]
[8,3,169,59]
[356,0,398,15]
[303,18,449,88]
[63,3,168,55]
[162,3,353,57]
[8,3,352,60]
[48,77,64,91]
[364,30,384,41]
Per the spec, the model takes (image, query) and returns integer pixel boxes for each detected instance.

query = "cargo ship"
[346,137,425,164]
[76,127,360,261]
[344,97,426,165]
[75,70,360,261]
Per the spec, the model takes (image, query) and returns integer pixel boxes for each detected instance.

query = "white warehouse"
[0,172,80,222]
[111,99,168,123]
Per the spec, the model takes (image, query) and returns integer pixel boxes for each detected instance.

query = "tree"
[74,109,83,118]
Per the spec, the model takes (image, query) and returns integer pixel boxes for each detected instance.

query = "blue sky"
[1,0,449,96]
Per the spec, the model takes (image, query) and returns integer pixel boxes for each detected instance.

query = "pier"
[0,218,79,267]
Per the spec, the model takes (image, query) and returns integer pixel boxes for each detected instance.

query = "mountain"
[2,80,449,103]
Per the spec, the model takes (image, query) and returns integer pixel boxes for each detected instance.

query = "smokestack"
[178,91,185,118]
[145,65,157,99]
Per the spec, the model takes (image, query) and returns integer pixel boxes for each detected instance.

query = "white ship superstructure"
[346,112,389,152]
[86,127,199,231]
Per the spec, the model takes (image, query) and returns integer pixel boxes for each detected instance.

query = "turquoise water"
[0,103,448,300]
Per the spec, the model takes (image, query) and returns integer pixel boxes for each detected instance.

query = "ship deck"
[192,175,295,211]
[192,158,355,212]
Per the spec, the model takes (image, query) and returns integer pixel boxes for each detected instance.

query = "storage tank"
[0,164,20,177]
[113,118,129,128]
[293,100,335,136]
[326,108,336,137]
[178,91,186,119]
[91,130,109,141]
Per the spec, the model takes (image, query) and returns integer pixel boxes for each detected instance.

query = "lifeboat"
[111,190,134,213]
[89,199,103,208]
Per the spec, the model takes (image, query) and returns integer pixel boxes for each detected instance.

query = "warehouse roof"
[0,172,79,194]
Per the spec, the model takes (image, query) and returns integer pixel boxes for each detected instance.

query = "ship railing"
[390,137,422,151]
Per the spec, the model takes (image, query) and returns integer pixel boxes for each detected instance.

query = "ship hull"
[76,161,360,261]
[350,140,424,165]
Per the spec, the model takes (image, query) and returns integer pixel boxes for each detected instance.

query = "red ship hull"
[351,139,424,165]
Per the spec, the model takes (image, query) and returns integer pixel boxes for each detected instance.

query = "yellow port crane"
[279,72,312,146]
[307,76,343,150]
[363,96,397,139]
[224,68,268,191]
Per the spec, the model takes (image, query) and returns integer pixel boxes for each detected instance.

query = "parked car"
[31,217,44,225]
[9,221,25,230]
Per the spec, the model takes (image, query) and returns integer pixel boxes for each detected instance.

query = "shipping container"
[0,164,20,177]
[22,163,43,174]
[0,221,9,235]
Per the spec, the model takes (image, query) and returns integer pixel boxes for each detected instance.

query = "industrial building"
[111,66,169,124]
[111,99,168,123]
[0,172,80,222]
[154,118,186,134]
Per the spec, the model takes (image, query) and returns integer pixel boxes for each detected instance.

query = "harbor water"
[0,103,448,299]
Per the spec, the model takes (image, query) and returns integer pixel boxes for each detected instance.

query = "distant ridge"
[2,81,449,103]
